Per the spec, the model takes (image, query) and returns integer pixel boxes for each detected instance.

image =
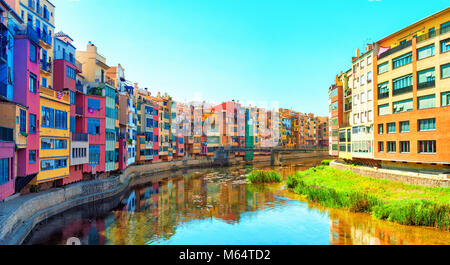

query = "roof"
[377,7,450,43]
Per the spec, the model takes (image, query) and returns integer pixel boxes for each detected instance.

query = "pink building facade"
[13,31,41,181]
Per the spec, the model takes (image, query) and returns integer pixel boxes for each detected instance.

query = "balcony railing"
[0,126,13,142]
[38,30,52,46]
[378,40,412,60]
[14,24,39,44]
[72,132,88,142]
[378,92,389,99]
[417,80,435,90]
[392,85,413,96]
[40,59,52,73]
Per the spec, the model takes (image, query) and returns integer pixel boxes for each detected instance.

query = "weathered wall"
[330,161,450,187]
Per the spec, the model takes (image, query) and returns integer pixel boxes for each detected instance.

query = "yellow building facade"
[36,87,71,184]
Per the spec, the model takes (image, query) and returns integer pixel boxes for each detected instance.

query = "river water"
[23,158,450,245]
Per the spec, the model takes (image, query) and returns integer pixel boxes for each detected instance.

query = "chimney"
[356,48,360,58]
[366,43,373,52]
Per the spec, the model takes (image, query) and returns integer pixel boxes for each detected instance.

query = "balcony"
[344,103,352,112]
[392,85,413,96]
[40,86,70,103]
[38,30,52,46]
[378,40,412,60]
[14,24,39,45]
[417,80,435,90]
[0,126,13,142]
[378,92,389,99]
[72,133,88,142]
[40,59,52,73]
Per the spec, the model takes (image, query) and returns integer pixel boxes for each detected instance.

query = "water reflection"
[24,159,450,245]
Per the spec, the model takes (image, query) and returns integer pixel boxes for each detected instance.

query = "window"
[331,101,338,110]
[387,122,396,134]
[393,99,413,114]
[54,110,67,129]
[54,139,67,149]
[88,118,101,135]
[418,140,436,154]
[417,68,435,87]
[66,66,76,80]
[378,82,389,98]
[0,158,10,185]
[30,43,37,63]
[400,141,410,153]
[146,118,153,128]
[378,142,384,152]
[367,55,372,65]
[441,63,450,79]
[41,159,54,171]
[442,92,450,107]
[378,124,383,134]
[41,106,54,128]
[29,73,37,93]
[441,38,450,53]
[88,98,101,110]
[70,91,76,105]
[393,74,413,92]
[418,94,436,110]
[378,104,390,116]
[20,109,26,134]
[29,114,36,134]
[89,145,100,165]
[378,62,389,74]
[29,150,36,164]
[367,71,372,83]
[400,121,410,133]
[54,159,67,169]
[418,118,436,131]
[42,77,47,88]
[392,52,412,69]
[417,44,435,60]
[367,90,373,101]
[387,141,396,153]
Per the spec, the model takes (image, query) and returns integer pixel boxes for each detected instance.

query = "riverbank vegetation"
[286,166,450,230]
[247,170,282,184]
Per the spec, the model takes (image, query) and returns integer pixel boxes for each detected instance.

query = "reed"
[247,170,282,184]
[287,166,450,230]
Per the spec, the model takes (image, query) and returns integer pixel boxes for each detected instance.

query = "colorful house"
[13,22,41,190]
[53,31,85,185]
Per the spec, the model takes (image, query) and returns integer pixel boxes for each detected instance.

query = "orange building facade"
[373,8,450,168]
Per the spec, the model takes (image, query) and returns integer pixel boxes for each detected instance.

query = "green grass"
[286,166,450,230]
[247,170,282,184]
[320,160,333,166]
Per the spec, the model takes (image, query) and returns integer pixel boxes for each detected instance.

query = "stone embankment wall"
[330,161,450,187]
[0,151,328,245]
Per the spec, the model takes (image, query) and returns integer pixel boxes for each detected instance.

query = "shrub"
[247,170,282,184]
[321,160,333,166]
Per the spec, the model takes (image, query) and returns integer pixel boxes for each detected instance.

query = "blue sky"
[53,0,449,116]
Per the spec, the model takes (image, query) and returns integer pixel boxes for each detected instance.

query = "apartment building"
[76,42,110,175]
[349,46,375,162]
[373,8,450,170]
[329,74,343,156]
